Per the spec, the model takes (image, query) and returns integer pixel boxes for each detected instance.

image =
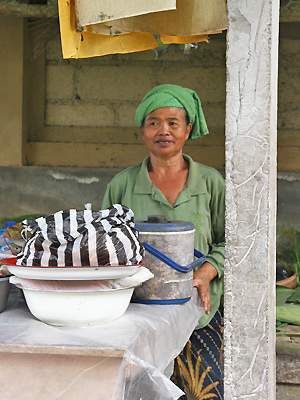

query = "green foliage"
[276,285,300,304]
[276,320,288,331]
[276,304,300,326]
[287,286,300,303]
[276,286,296,306]
[290,240,300,286]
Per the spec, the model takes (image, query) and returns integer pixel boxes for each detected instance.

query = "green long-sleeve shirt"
[102,154,225,329]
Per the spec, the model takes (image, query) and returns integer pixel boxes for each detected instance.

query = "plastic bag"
[16,204,144,267]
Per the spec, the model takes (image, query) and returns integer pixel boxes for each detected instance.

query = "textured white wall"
[224,0,279,398]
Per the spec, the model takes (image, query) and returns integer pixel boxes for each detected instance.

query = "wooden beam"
[26,142,226,169]
[28,126,226,146]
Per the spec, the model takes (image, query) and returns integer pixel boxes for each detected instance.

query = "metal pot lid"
[135,215,194,232]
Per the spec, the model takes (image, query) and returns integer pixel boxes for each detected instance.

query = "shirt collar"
[134,154,207,195]
[134,157,152,194]
[184,154,207,195]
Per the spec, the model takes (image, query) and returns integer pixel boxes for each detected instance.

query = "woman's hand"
[193,262,218,315]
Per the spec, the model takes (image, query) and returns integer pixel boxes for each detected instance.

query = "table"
[0,287,204,400]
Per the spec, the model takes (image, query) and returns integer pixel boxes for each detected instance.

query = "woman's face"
[141,107,192,159]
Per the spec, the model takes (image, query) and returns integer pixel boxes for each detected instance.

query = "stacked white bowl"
[4,259,151,326]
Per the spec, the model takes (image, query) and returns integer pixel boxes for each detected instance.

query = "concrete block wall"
[1,18,300,172]
[22,23,227,169]
[28,20,300,172]
[43,31,226,132]
[42,23,300,135]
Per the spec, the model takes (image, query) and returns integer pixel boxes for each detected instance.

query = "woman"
[102,84,225,399]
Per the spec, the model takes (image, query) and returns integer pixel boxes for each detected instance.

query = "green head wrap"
[135,84,209,140]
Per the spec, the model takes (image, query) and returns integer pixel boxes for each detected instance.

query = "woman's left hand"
[193,262,218,315]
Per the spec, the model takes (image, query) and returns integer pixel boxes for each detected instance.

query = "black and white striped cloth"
[16,204,144,267]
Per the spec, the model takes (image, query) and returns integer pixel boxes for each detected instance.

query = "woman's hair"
[140,109,190,129]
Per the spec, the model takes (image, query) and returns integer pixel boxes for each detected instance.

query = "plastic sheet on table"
[112,351,185,399]
[1,287,204,399]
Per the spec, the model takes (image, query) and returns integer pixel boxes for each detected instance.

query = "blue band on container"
[142,242,206,273]
[135,220,194,232]
[131,297,191,305]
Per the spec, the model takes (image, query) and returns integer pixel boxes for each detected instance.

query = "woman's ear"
[140,126,145,141]
[185,123,192,140]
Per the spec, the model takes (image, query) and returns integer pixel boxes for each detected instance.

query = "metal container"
[134,215,205,304]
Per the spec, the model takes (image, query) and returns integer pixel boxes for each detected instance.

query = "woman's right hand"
[193,262,218,314]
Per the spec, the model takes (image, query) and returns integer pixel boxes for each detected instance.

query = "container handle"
[142,242,206,273]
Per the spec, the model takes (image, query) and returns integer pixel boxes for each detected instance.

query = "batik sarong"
[171,309,223,400]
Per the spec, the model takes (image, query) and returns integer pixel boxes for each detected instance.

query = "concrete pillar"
[0,16,27,166]
[224,1,279,399]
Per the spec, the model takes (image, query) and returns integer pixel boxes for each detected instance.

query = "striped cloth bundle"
[16,204,144,267]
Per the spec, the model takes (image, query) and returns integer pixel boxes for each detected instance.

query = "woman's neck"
[147,153,189,206]
[148,153,188,175]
